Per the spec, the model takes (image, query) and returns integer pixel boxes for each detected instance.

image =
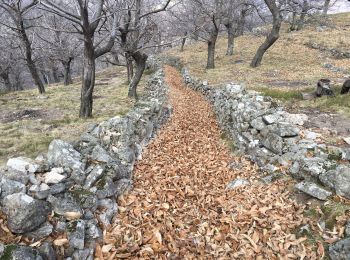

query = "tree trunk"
[52,67,60,83]
[180,32,187,52]
[251,1,281,68]
[206,32,218,69]
[126,53,134,84]
[0,72,12,91]
[128,52,147,100]
[41,71,49,85]
[62,58,73,86]
[79,38,95,118]
[289,11,297,31]
[237,8,247,37]
[323,0,330,15]
[19,18,45,94]
[225,23,235,56]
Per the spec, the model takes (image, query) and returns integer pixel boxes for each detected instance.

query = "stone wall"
[182,68,350,202]
[0,68,171,259]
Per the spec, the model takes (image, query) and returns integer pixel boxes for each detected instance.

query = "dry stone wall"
[182,68,350,201]
[0,68,171,259]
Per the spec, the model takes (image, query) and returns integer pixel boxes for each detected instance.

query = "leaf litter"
[101,66,323,259]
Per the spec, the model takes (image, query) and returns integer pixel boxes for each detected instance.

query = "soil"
[0,109,62,123]
[287,107,350,137]
[266,80,310,88]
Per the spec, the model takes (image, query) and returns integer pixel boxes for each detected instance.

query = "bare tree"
[118,0,172,99]
[41,0,118,118]
[0,0,46,93]
[250,0,282,68]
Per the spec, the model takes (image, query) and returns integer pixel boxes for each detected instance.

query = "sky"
[330,0,350,13]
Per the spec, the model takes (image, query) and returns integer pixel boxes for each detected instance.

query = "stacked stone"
[182,68,350,259]
[0,69,171,259]
[182,68,350,201]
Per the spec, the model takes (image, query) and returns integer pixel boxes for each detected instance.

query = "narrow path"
[101,67,319,259]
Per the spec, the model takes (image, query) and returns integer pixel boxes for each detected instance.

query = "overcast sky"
[330,0,350,13]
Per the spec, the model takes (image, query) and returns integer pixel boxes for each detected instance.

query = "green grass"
[0,66,149,165]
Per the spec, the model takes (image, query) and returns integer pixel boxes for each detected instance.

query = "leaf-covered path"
[100,66,319,259]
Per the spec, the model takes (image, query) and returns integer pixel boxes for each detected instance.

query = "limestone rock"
[329,238,350,260]
[295,181,332,200]
[6,157,39,173]
[67,220,85,250]
[24,222,53,240]
[319,166,350,199]
[226,178,250,189]
[44,168,66,184]
[262,133,283,155]
[0,178,26,199]
[2,193,51,233]
[38,242,56,260]
[273,122,300,137]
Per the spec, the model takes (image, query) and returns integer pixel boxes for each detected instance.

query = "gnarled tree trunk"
[225,22,235,56]
[79,37,95,118]
[128,51,147,100]
[126,53,134,84]
[206,30,218,69]
[180,32,187,52]
[19,18,45,94]
[0,71,12,91]
[62,57,73,86]
[251,0,281,68]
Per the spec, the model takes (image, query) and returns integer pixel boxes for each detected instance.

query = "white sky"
[330,0,350,13]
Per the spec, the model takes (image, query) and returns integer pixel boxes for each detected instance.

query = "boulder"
[284,113,308,126]
[273,122,300,137]
[0,167,29,184]
[67,220,85,250]
[319,166,350,199]
[295,181,332,201]
[346,220,350,237]
[24,222,53,240]
[47,194,82,216]
[250,117,266,131]
[329,238,350,260]
[6,157,40,173]
[262,133,283,155]
[29,183,50,199]
[2,193,51,233]
[47,140,84,183]
[0,245,43,260]
[91,145,113,163]
[84,165,105,189]
[44,168,66,184]
[38,242,56,260]
[0,178,26,199]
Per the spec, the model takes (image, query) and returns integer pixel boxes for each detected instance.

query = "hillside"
[167,12,350,116]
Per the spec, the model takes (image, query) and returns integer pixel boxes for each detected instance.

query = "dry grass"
[0,66,147,165]
[166,12,350,115]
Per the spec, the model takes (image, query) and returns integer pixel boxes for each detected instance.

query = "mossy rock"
[321,202,350,230]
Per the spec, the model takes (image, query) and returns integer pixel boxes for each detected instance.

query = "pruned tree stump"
[316,79,335,97]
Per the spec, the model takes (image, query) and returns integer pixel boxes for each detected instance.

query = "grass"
[0,66,148,165]
[165,12,350,114]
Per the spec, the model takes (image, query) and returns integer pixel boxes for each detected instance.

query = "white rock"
[226,178,250,190]
[7,157,39,173]
[343,137,350,145]
[284,113,309,126]
[44,168,66,184]
[305,131,321,140]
